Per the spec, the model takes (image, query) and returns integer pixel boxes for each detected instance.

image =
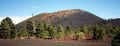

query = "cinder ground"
[0,39,111,46]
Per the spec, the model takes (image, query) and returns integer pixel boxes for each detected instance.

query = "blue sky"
[0,0,120,24]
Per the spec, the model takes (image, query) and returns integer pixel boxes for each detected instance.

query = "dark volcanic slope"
[108,18,120,26]
[16,9,102,30]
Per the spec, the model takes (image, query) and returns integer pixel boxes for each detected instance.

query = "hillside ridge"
[16,9,103,31]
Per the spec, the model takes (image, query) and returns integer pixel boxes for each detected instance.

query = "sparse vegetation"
[26,19,35,38]
[0,9,119,46]
[81,24,88,34]
[65,26,74,37]
[93,24,106,40]
[111,27,120,46]
[35,22,49,38]
[57,24,65,39]
[47,24,57,39]
[18,28,28,38]
[75,29,84,40]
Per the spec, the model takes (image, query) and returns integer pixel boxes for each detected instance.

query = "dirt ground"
[0,39,111,46]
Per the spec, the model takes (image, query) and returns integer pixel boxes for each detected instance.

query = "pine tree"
[75,27,84,40]
[10,22,17,38]
[76,32,84,40]
[42,22,49,38]
[26,19,34,37]
[99,27,106,40]
[0,17,16,39]
[57,24,65,39]
[111,27,120,46]
[0,22,3,38]
[0,19,10,39]
[0,25,2,38]
[36,23,43,38]
[81,24,88,34]
[36,22,49,38]
[93,24,106,40]
[36,22,47,38]
[48,25,57,39]
[10,26,17,38]
[20,28,28,38]
[65,26,73,37]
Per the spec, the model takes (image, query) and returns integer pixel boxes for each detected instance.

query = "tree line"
[0,17,84,40]
[0,17,120,46]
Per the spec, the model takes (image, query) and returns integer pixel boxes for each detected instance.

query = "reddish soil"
[0,35,112,46]
[0,39,111,46]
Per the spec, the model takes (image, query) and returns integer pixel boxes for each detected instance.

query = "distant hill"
[15,9,103,31]
[95,18,120,27]
[108,18,120,26]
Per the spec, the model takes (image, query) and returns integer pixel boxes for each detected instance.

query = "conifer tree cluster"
[111,27,120,46]
[0,17,17,39]
[0,17,85,39]
[0,17,119,44]
[92,24,106,40]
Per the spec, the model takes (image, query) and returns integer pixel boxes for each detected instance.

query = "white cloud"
[0,17,6,25]
[0,16,31,24]
[33,6,37,9]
